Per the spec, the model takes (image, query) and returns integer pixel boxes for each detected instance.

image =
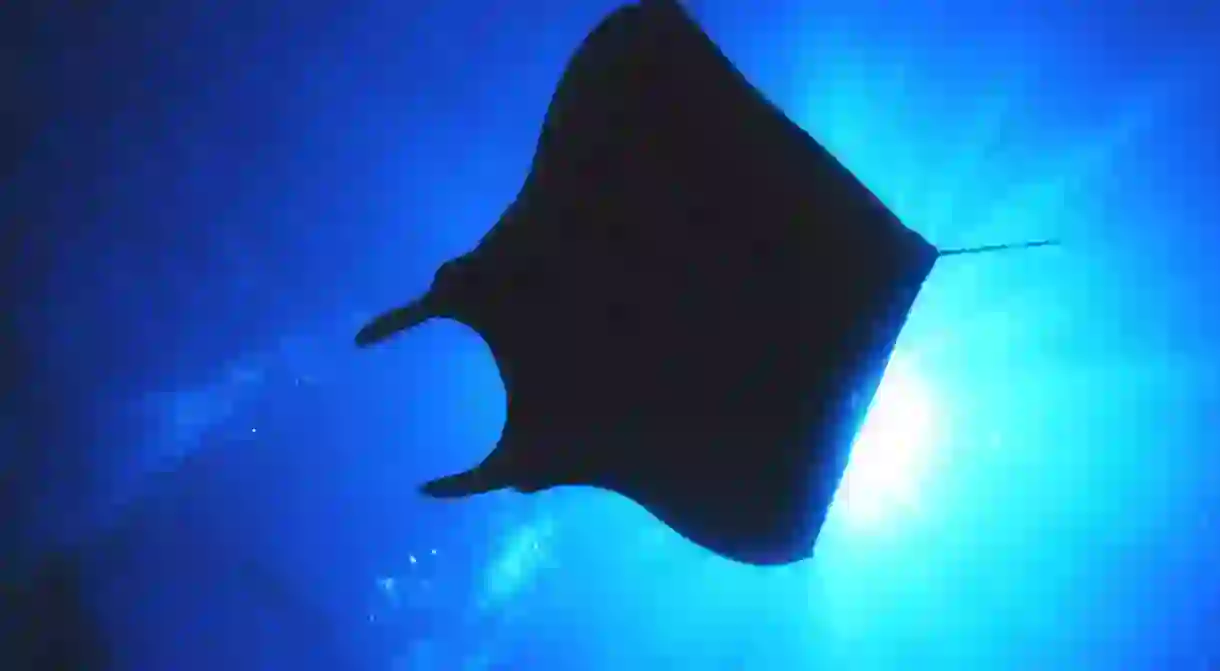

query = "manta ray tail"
[355,296,435,347]
[938,239,1059,257]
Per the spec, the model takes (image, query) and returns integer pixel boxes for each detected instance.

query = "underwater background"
[4,0,1220,668]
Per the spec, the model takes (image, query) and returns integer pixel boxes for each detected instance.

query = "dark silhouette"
[355,0,1053,566]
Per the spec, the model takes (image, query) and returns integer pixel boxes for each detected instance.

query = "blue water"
[6,1,1220,669]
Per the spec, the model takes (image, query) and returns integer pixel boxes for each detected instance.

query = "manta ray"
[355,0,1054,565]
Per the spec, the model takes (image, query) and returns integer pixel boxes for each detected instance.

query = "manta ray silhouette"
[355,0,1054,566]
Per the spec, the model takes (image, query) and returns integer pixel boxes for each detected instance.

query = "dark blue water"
[5,1,1219,669]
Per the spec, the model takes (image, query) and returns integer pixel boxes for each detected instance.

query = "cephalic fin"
[354,295,435,347]
[419,454,515,498]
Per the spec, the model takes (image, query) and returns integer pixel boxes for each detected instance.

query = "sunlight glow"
[479,514,556,611]
[834,356,938,529]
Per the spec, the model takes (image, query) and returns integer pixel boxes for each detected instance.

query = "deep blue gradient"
[5,1,1220,668]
